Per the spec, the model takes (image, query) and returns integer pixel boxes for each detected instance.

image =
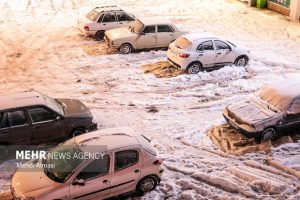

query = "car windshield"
[175,36,192,49]
[41,94,64,116]
[43,139,85,183]
[87,9,100,21]
[130,19,144,34]
[257,87,289,112]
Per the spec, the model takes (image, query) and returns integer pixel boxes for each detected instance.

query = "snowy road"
[1,0,300,199]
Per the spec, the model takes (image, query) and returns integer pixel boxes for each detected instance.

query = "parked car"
[167,32,250,74]
[223,79,300,141]
[78,5,135,40]
[104,17,185,54]
[11,127,163,200]
[0,91,97,145]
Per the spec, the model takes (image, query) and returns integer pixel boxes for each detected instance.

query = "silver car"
[167,32,250,74]
[11,127,163,200]
[223,79,300,141]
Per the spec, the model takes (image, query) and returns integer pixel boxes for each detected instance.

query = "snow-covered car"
[167,32,250,74]
[104,17,186,54]
[0,91,97,145]
[223,79,300,142]
[11,127,163,200]
[78,5,135,40]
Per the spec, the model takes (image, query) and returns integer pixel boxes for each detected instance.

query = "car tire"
[261,128,278,142]
[234,56,248,67]
[95,31,104,40]
[136,176,158,194]
[186,62,202,74]
[71,128,86,138]
[119,43,132,54]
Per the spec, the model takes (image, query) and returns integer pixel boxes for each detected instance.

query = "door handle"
[103,180,108,183]
[34,125,41,129]
[119,22,123,24]
[216,52,222,55]
[134,169,140,173]
[103,24,106,25]
[199,54,203,56]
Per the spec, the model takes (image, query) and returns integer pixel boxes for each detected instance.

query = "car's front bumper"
[104,35,119,49]
[223,109,260,139]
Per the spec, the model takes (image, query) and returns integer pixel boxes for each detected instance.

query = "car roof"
[94,5,122,12]
[181,32,220,42]
[138,17,173,26]
[258,79,300,111]
[75,127,143,151]
[0,92,46,111]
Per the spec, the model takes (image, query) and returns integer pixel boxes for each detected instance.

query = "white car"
[78,5,135,40]
[167,32,250,74]
[11,127,163,200]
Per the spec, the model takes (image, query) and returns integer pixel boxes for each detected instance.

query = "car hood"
[227,98,279,126]
[105,27,136,40]
[12,160,60,197]
[58,99,92,118]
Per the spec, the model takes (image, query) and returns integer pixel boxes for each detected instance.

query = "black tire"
[186,62,202,74]
[71,128,86,138]
[136,176,158,194]
[119,43,132,54]
[234,56,248,67]
[261,128,278,142]
[95,31,104,40]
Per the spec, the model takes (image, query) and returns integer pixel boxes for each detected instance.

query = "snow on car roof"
[181,32,219,42]
[75,127,142,150]
[138,17,173,26]
[94,5,121,12]
[258,79,300,111]
[0,91,46,110]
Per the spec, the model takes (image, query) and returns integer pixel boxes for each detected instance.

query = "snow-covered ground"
[1,0,300,199]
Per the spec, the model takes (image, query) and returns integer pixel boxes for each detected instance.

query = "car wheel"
[261,128,277,142]
[95,31,104,40]
[136,176,157,194]
[71,128,86,138]
[119,43,132,54]
[234,56,248,67]
[187,62,202,74]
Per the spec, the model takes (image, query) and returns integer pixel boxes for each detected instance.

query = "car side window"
[214,40,231,51]
[0,112,9,129]
[115,150,139,171]
[157,25,173,33]
[28,107,56,123]
[142,26,156,34]
[117,13,134,22]
[197,40,214,52]
[97,14,104,23]
[76,155,110,181]
[7,110,28,127]
[102,13,116,23]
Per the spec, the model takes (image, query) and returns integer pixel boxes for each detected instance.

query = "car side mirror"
[73,179,85,186]
[56,116,62,121]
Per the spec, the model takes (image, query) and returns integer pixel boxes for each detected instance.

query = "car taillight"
[179,53,190,58]
[153,159,163,165]
[84,25,89,31]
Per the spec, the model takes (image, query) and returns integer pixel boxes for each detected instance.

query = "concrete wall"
[290,0,300,21]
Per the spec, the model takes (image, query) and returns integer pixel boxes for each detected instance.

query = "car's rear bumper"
[223,109,260,139]
[88,122,98,132]
[168,58,181,68]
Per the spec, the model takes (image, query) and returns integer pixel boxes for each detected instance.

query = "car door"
[92,13,105,31]
[110,148,142,194]
[70,155,111,200]
[280,99,300,135]
[196,40,216,68]
[100,12,118,31]
[136,25,157,49]
[116,12,134,28]
[156,25,175,47]
[214,40,235,66]
[0,109,31,144]
[28,106,65,144]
